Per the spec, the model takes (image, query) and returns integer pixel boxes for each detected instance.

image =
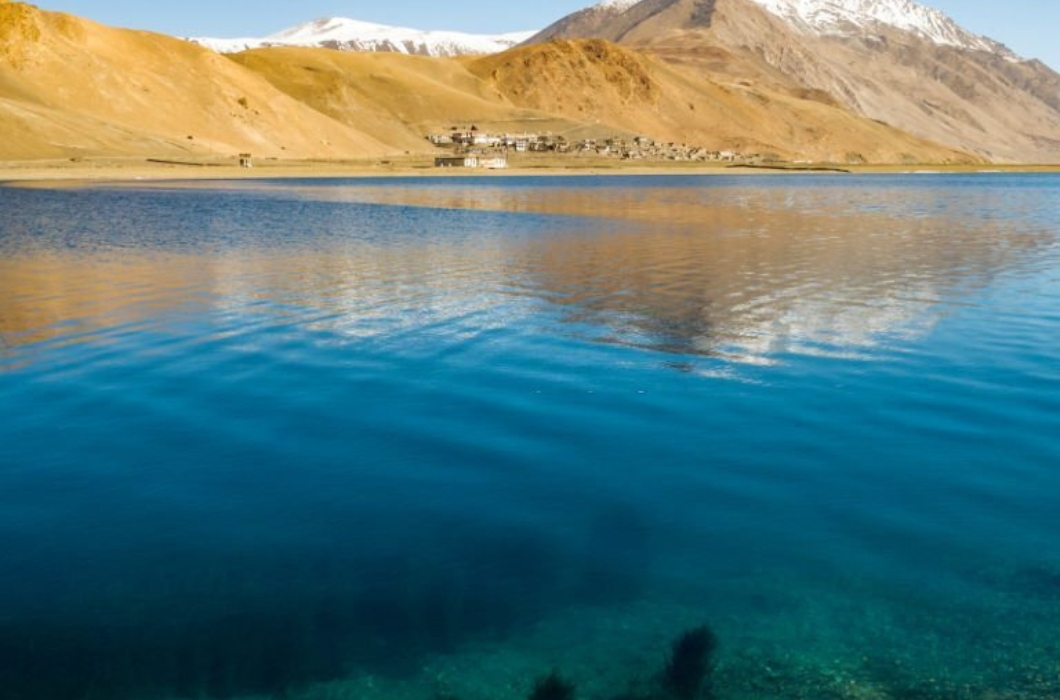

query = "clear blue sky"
[35,1,1060,69]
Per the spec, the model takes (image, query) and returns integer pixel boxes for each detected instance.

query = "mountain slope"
[466,39,973,162]
[192,18,534,57]
[226,47,582,146]
[0,2,394,159]
[226,38,972,163]
[528,0,1060,162]
[0,2,977,164]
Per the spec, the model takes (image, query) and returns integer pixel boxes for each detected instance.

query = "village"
[429,127,760,169]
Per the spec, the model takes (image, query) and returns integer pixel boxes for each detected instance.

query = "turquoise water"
[1,174,1058,700]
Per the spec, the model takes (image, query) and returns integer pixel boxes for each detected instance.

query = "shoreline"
[3,155,1059,186]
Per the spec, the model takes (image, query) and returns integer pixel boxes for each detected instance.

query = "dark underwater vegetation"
[661,626,717,700]
[529,670,577,700]
[0,513,653,699]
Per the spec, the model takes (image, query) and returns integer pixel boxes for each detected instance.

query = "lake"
[1,174,1058,700]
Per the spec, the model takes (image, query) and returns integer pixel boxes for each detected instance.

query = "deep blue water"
[1,174,1059,700]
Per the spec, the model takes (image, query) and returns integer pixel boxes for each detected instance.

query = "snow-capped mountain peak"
[592,0,641,10]
[748,0,1016,56]
[191,18,536,57]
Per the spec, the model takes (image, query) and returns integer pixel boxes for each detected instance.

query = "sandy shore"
[2,155,1058,186]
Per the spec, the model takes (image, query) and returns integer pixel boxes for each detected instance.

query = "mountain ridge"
[0,1,1049,164]
[529,0,1060,162]
[0,2,397,159]
[190,17,534,57]
[748,0,1015,55]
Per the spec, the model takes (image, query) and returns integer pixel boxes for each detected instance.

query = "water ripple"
[1,174,1059,699]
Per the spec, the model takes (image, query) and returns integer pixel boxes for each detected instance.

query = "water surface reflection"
[2,177,1052,367]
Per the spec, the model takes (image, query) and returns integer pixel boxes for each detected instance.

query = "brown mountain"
[0,1,974,163]
[228,38,971,163]
[0,1,394,159]
[529,0,1060,163]
[466,39,970,162]
[226,47,588,149]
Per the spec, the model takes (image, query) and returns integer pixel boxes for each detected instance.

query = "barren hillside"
[0,2,394,159]
[0,1,978,164]
[529,0,1060,163]
[226,47,584,149]
[468,39,974,162]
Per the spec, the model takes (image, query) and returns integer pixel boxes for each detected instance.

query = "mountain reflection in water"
[2,177,1048,366]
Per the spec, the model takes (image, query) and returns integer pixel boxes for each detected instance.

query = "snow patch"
[190,18,536,57]
[593,0,642,10]
[749,0,1017,56]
